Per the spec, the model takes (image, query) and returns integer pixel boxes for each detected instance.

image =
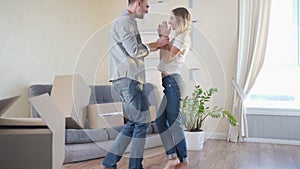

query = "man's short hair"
[128,0,144,5]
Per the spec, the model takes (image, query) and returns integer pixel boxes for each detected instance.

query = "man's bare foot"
[163,158,180,169]
[100,165,109,169]
[175,161,189,169]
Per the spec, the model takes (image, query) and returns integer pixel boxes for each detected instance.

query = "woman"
[156,7,191,169]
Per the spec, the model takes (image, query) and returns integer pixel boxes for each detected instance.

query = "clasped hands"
[158,21,171,37]
[156,21,171,48]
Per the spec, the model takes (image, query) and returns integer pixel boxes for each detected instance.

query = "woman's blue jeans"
[155,74,188,162]
[102,78,150,169]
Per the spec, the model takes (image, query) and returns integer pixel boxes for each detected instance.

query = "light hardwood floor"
[62,140,300,169]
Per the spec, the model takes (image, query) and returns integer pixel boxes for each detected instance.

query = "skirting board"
[244,137,300,146]
[205,133,300,146]
[205,132,227,140]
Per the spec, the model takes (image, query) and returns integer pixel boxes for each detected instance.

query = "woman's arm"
[157,21,181,62]
[160,45,180,63]
[159,43,169,60]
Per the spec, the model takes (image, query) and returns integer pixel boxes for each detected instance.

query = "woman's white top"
[157,32,191,75]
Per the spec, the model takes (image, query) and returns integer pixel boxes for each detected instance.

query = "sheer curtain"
[228,0,271,142]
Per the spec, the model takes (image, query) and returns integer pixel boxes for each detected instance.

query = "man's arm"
[117,18,149,58]
[147,36,169,52]
[117,19,168,58]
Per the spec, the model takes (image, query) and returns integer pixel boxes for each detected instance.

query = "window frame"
[246,0,300,110]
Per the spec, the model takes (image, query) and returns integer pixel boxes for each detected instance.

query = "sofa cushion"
[89,85,121,104]
[65,128,108,144]
[64,142,109,163]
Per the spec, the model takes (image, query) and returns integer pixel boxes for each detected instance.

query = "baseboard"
[244,137,300,146]
[204,132,227,140]
[203,133,300,146]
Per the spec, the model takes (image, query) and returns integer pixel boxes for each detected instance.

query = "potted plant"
[181,85,238,150]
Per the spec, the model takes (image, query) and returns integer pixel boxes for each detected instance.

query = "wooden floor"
[62,140,300,169]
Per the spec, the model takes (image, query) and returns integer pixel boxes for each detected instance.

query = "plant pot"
[184,130,205,150]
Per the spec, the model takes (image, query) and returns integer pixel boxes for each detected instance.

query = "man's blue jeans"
[155,74,188,162]
[102,78,150,169]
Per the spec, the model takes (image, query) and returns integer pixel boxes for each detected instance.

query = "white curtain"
[228,0,271,142]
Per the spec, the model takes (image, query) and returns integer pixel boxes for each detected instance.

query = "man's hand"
[156,36,169,48]
[148,36,169,52]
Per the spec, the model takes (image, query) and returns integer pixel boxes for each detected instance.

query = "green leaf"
[181,85,238,131]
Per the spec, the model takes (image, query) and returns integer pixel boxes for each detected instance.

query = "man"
[101,0,169,169]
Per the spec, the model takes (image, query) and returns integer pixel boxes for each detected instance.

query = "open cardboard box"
[51,74,91,129]
[0,94,65,169]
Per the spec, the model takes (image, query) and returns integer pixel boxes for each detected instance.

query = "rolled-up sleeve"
[117,19,149,58]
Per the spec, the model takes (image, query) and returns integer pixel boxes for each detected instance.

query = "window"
[245,0,300,109]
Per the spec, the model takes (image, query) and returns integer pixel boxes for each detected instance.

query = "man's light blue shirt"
[109,10,150,84]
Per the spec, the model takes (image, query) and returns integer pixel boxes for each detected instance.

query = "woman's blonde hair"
[172,7,191,35]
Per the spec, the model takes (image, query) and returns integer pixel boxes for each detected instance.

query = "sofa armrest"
[28,84,53,118]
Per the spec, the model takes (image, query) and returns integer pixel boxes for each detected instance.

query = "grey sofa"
[29,83,162,163]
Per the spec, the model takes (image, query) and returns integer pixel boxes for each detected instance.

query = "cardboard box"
[88,102,157,129]
[97,112,124,129]
[51,74,91,129]
[88,102,124,129]
[0,94,65,169]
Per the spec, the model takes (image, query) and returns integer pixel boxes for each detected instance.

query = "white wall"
[142,0,238,133]
[0,0,238,134]
[0,0,125,117]
[192,0,238,133]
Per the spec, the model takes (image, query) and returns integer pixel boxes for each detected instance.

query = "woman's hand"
[157,21,171,37]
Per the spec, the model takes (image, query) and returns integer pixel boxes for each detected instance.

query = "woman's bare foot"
[163,158,180,169]
[175,161,189,169]
[100,165,108,169]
